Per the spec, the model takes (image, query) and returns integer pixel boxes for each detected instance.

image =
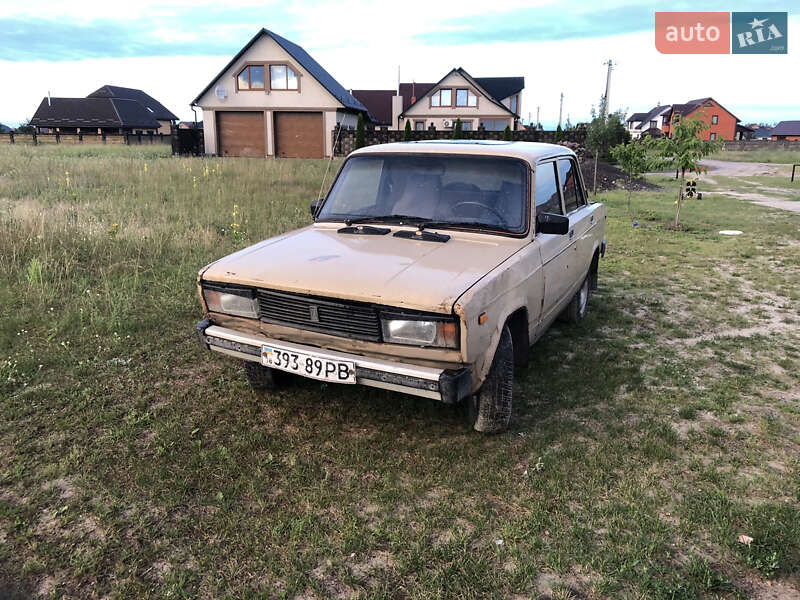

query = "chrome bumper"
[196,320,471,403]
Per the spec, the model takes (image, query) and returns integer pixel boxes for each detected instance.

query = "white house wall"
[196,34,346,157]
[400,72,514,132]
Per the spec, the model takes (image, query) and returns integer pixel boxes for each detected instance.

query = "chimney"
[47,91,51,107]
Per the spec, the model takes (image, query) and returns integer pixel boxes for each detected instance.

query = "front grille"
[257,289,381,341]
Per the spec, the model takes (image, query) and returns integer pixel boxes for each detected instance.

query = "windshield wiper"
[414,220,513,233]
[337,224,390,235]
[343,214,428,226]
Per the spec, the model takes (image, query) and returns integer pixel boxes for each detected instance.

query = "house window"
[455,89,477,107]
[237,65,265,90]
[711,115,719,124]
[430,89,452,107]
[414,121,425,131]
[461,120,472,131]
[480,119,508,131]
[270,65,298,90]
[650,120,657,129]
[709,133,717,141]
[510,95,518,114]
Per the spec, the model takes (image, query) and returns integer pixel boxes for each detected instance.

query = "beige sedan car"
[196,141,605,432]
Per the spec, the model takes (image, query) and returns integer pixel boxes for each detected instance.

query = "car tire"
[243,361,281,390]
[562,273,590,323]
[464,324,514,433]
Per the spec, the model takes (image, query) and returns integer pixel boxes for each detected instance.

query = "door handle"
[569,229,574,240]
[590,215,595,224]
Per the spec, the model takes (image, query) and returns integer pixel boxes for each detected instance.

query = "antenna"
[314,113,351,218]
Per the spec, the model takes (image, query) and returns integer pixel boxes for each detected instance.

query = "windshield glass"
[318,154,529,234]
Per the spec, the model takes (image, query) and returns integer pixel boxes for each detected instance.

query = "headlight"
[203,284,259,319]
[381,315,459,348]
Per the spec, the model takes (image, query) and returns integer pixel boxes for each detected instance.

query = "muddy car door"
[535,159,574,324]
[556,156,594,287]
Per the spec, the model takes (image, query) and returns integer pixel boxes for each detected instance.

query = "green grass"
[709,148,800,164]
[1,145,799,598]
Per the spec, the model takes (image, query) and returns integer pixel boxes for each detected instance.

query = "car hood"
[201,224,526,313]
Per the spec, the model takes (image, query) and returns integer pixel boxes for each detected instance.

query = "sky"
[0,0,796,128]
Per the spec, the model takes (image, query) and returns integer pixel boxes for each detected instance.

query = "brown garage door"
[216,111,266,157]
[274,112,324,158]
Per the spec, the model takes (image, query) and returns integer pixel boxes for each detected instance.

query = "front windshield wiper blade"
[343,214,428,226]
[415,220,513,233]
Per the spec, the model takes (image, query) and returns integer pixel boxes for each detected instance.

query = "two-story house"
[352,69,523,132]
[192,28,371,158]
[629,98,740,141]
[625,105,671,139]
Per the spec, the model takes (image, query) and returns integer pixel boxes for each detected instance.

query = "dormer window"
[430,89,452,107]
[237,65,265,90]
[270,65,299,90]
[455,88,477,107]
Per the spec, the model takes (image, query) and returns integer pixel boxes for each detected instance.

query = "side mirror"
[536,213,569,235]
[310,199,322,217]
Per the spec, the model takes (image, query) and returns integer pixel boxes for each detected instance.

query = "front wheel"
[464,325,514,433]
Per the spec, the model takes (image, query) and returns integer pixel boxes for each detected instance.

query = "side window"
[557,158,581,213]
[535,162,562,217]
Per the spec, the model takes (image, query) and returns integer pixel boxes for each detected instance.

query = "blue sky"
[0,0,796,126]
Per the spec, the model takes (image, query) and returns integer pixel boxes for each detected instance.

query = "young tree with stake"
[650,114,722,227]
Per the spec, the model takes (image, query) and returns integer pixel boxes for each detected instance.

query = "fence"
[723,139,800,151]
[0,132,171,146]
[171,128,205,156]
[332,128,587,156]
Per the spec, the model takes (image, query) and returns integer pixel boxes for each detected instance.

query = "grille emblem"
[308,305,320,322]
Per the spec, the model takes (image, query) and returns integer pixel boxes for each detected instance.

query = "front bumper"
[196,319,471,404]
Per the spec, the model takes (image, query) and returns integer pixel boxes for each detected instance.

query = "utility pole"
[558,93,563,128]
[536,105,540,127]
[602,59,615,116]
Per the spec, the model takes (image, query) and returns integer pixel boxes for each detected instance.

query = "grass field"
[1,145,798,599]
[709,148,800,164]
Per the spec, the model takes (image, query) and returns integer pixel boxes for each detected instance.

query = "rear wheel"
[464,325,514,433]
[562,273,590,323]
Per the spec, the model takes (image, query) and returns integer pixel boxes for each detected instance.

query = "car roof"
[348,140,575,165]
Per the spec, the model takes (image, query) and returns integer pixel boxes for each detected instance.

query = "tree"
[452,118,463,140]
[403,120,412,141]
[355,113,365,149]
[585,96,629,198]
[555,124,563,142]
[503,125,512,141]
[649,114,723,227]
[15,119,35,134]
[610,140,654,213]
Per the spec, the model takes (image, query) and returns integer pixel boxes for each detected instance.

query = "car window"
[535,162,562,216]
[557,158,581,213]
[320,155,528,234]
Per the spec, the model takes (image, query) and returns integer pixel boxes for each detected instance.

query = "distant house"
[748,124,773,139]
[192,28,371,158]
[30,97,163,135]
[628,98,740,141]
[735,123,756,140]
[770,121,800,141]
[178,121,203,129]
[30,85,177,135]
[88,85,178,134]
[626,106,671,139]
[0,123,11,134]
[352,70,524,132]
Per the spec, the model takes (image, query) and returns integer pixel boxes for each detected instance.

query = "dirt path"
[697,160,800,213]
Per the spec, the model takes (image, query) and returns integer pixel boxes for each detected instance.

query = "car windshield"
[318,154,529,234]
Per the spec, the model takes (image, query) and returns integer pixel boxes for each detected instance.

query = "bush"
[403,120,412,142]
[503,125,512,141]
[452,119,463,140]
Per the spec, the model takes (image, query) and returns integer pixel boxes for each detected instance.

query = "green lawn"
[709,148,800,164]
[1,146,798,599]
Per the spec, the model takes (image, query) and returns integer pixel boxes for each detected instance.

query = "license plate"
[261,344,356,384]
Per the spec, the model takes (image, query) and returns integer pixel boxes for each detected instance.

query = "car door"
[556,157,594,290]
[535,160,575,326]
